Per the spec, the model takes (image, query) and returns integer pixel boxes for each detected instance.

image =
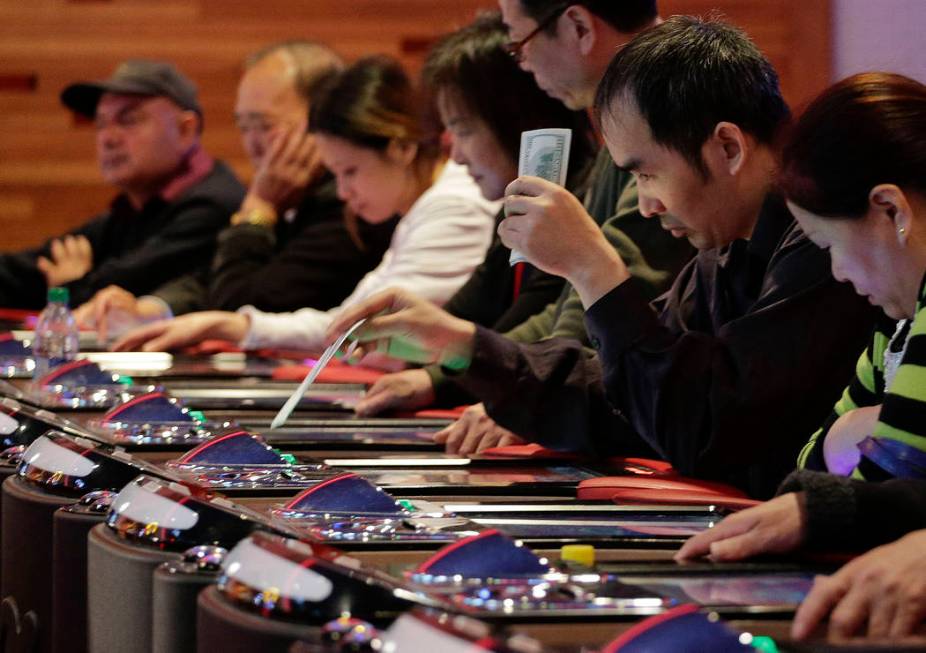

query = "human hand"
[501,176,628,307]
[354,369,436,416]
[73,285,170,343]
[792,529,926,640]
[37,235,93,287]
[327,288,476,369]
[110,311,249,352]
[824,405,881,475]
[675,492,807,562]
[247,122,320,212]
[433,403,527,455]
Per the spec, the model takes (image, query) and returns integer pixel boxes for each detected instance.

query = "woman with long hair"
[114,55,496,352]
[351,12,597,418]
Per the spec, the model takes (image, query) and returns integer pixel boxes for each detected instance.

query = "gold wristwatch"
[231,206,277,228]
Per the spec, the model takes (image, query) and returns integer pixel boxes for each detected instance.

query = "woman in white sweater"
[114,56,496,353]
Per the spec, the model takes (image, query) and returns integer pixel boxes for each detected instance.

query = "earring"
[899,226,907,236]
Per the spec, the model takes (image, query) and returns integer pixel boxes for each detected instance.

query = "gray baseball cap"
[60,59,202,118]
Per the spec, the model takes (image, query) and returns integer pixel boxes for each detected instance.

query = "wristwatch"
[231,207,277,228]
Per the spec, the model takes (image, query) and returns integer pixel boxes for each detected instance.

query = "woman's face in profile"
[316,133,413,223]
[788,199,913,320]
[438,90,517,201]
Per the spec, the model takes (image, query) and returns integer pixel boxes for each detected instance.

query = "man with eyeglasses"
[328,17,877,499]
[409,0,693,453]
[501,0,657,110]
[0,60,244,310]
[72,43,397,341]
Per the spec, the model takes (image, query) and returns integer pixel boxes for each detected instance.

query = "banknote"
[510,128,572,266]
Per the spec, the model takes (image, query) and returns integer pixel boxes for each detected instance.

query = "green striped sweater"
[798,274,926,479]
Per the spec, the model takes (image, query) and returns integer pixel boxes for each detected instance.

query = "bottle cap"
[188,410,207,424]
[560,544,595,567]
[751,636,779,653]
[47,287,69,304]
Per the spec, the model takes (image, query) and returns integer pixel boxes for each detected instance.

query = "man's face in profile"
[602,96,739,251]
[498,0,590,110]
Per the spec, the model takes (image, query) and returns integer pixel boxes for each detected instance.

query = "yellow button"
[560,544,595,567]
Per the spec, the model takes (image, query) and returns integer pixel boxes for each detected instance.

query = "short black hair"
[520,0,658,34]
[595,15,790,175]
[423,12,594,185]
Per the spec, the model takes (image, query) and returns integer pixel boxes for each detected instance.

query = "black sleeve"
[443,234,565,332]
[453,241,874,497]
[0,250,48,309]
[65,200,229,306]
[206,216,383,314]
[152,270,209,315]
[0,212,111,309]
[585,259,873,497]
[779,470,926,550]
[852,477,926,546]
[452,327,654,458]
[491,266,566,333]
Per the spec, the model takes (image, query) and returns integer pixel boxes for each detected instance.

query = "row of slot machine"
[0,315,901,653]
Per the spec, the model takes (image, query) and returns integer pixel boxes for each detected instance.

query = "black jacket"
[452,195,878,497]
[0,161,244,309]
[154,176,396,315]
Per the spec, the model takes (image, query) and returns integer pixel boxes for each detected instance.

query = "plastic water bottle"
[32,287,79,380]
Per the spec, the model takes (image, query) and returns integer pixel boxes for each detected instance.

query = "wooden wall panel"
[0,0,829,251]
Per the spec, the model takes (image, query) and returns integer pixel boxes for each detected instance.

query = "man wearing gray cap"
[0,60,244,309]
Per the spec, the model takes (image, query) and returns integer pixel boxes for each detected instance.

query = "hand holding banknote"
[508,128,572,266]
[501,131,631,308]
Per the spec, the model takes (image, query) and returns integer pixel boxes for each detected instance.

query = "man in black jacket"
[327,17,878,498]
[0,60,244,309]
[76,42,396,341]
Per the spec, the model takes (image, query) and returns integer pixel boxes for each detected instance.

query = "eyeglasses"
[504,3,569,62]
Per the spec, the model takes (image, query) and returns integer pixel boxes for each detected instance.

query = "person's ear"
[386,139,418,167]
[870,184,913,245]
[704,122,748,177]
[177,110,201,145]
[561,5,596,56]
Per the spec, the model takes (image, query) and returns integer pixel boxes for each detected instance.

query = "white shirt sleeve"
[239,162,497,351]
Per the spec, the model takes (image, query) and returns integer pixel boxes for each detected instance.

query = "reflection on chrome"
[87,419,235,445]
[165,462,329,490]
[30,383,160,409]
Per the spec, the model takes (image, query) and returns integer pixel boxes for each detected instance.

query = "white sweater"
[239,161,497,351]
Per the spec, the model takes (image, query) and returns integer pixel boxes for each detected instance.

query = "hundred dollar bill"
[510,128,572,266]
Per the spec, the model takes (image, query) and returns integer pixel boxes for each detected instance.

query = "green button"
[398,499,416,512]
[751,636,778,653]
[187,410,207,424]
[116,375,135,386]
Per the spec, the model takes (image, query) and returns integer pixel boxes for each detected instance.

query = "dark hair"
[309,55,440,166]
[422,12,594,187]
[245,40,344,105]
[781,72,926,219]
[520,0,657,34]
[595,15,789,176]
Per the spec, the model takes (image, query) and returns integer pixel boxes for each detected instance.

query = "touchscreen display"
[263,427,441,446]
[357,466,597,487]
[480,516,715,539]
[619,573,814,607]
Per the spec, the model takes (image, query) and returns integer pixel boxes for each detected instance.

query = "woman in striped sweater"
[678,72,926,640]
